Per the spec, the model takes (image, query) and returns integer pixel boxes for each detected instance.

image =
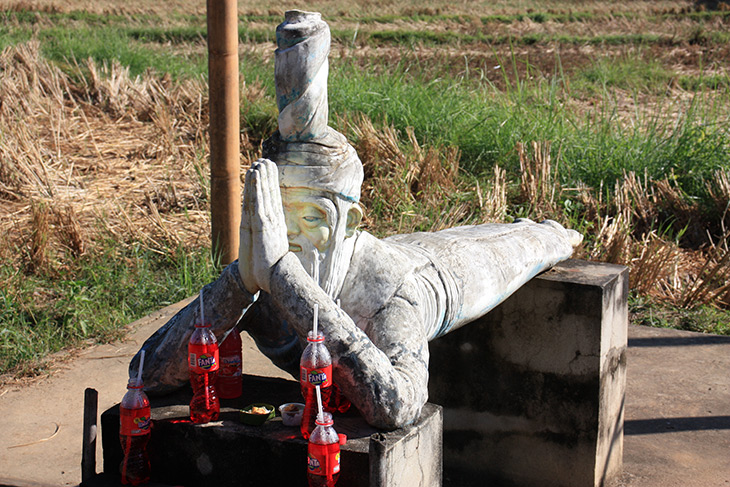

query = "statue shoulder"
[339,231,428,321]
[350,231,430,277]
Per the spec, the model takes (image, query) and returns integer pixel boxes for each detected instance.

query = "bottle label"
[300,364,332,388]
[189,344,219,373]
[220,355,242,377]
[120,406,151,436]
[307,442,340,476]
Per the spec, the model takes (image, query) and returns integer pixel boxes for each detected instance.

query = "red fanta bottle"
[119,378,151,485]
[217,327,242,399]
[300,331,332,439]
[307,412,346,487]
[188,322,220,423]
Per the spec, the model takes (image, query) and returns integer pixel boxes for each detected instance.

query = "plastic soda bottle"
[300,331,332,439]
[188,322,220,423]
[307,412,346,487]
[217,326,242,399]
[119,377,151,485]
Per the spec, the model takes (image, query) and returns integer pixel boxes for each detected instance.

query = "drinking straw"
[312,248,320,286]
[199,289,209,410]
[315,385,324,422]
[313,303,319,337]
[136,350,145,386]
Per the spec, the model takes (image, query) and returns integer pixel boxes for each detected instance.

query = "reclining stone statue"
[129,10,582,429]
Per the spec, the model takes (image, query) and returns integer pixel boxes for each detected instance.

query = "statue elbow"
[366,392,425,430]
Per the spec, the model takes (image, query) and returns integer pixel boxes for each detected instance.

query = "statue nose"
[286,215,299,237]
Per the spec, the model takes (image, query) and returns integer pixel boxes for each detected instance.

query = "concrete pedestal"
[101,374,442,487]
[429,259,628,487]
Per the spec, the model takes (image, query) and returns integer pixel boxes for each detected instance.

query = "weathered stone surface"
[429,259,628,487]
[275,10,330,142]
[101,374,442,487]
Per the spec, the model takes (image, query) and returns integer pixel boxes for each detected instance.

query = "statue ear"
[345,204,363,238]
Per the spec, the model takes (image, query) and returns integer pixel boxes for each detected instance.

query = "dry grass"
[520,152,730,309]
[0,42,221,271]
[476,164,508,223]
[518,141,559,219]
[680,230,730,307]
[345,113,475,234]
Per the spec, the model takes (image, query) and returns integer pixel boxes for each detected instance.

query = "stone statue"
[129,10,582,429]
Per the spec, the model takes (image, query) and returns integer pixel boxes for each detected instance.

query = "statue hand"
[238,159,289,294]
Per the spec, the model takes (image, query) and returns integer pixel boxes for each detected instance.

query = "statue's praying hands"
[238,159,289,295]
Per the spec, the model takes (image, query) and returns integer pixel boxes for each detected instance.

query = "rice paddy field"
[1,0,729,382]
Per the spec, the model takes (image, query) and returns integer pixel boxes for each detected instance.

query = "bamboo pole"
[207,0,240,265]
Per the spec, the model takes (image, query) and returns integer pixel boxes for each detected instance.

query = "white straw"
[313,303,319,337]
[312,248,320,286]
[199,289,205,325]
[315,385,324,421]
[136,350,145,385]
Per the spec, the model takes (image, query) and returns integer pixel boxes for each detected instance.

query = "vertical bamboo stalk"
[207,0,240,265]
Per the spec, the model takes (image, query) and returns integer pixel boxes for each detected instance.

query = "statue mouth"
[288,243,302,252]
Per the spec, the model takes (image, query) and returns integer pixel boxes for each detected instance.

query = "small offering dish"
[279,402,305,426]
[239,403,275,425]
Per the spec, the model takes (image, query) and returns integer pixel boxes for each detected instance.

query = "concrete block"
[102,374,442,487]
[429,259,628,487]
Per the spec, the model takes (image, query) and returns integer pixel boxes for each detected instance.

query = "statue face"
[281,188,334,255]
[279,185,362,294]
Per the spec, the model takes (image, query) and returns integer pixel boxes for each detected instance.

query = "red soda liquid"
[328,384,351,414]
[218,327,242,399]
[307,412,343,487]
[189,371,220,423]
[188,322,220,423]
[300,331,332,439]
[119,378,151,486]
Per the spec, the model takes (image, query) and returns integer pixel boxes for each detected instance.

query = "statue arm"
[129,261,255,393]
[270,252,429,429]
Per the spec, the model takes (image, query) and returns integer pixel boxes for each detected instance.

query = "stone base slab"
[101,374,442,487]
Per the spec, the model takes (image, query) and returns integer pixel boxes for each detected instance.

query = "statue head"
[263,129,364,298]
[264,10,364,298]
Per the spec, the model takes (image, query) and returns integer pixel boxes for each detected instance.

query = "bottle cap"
[315,412,333,426]
[127,377,143,389]
[307,331,325,343]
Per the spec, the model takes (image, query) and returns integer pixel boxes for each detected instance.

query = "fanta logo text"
[308,369,327,386]
[197,354,216,369]
[307,455,321,472]
[134,416,151,431]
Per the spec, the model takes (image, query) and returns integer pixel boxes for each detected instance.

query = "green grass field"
[1,0,729,381]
